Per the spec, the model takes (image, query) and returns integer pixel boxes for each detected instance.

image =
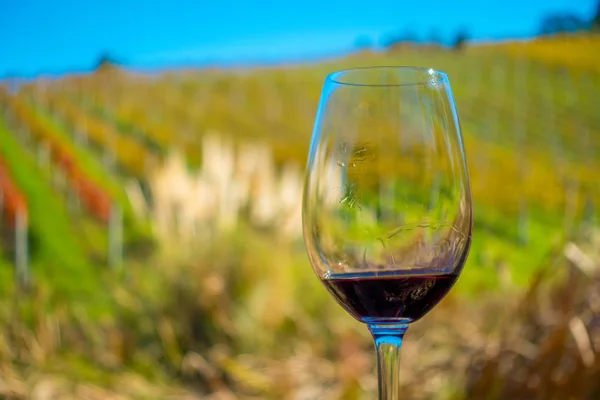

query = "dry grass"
[0,228,597,399]
[463,229,600,400]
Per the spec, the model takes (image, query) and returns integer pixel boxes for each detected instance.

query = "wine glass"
[302,66,473,399]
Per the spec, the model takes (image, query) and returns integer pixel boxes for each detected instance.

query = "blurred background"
[1,0,599,398]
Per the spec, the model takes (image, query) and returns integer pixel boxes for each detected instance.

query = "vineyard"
[0,33,599,398]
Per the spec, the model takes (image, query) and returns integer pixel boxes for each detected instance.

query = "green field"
[0,34,599,398]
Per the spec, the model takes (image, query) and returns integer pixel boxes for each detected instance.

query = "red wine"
[321,272,458,324]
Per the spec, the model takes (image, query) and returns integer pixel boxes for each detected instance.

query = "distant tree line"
[538,0,599,35]
[94,52,124,72]
[372,27,470,52]
[361,0,600,53]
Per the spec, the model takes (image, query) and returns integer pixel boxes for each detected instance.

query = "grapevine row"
[0,153,29,284]
[39,91,159,179]
[0,157,27,228]
[0,90,112,223]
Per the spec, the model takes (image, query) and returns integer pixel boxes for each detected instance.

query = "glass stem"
[369,324,408,400]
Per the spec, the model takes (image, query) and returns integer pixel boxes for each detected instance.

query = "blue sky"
[0,0,596,77]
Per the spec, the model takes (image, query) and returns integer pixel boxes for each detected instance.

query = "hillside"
[0,34,599,398]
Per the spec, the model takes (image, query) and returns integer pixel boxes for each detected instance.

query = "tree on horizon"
[592,0,600,30]
[380,28,420,48]
[95,52,121,72]
[539,13,588,35]
[452,28,469,51]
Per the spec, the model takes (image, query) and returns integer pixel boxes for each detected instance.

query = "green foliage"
[452,28,469,50]
[30,104,154,250]
[593,0,600,30]
[540,14,589,36]
[0,120,108,307]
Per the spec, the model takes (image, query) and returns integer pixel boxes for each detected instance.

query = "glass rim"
[325,65,449,88]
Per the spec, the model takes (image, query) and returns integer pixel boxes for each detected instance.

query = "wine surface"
[321,272,458,323]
